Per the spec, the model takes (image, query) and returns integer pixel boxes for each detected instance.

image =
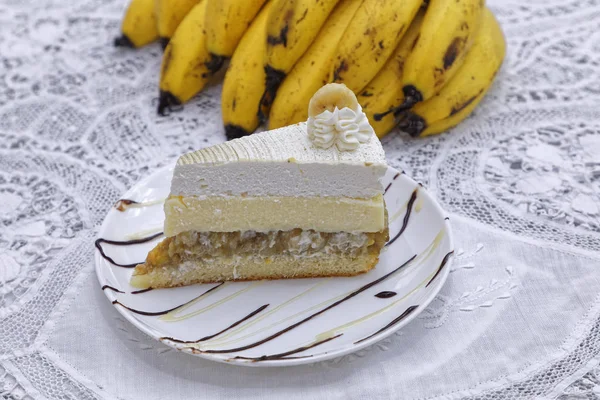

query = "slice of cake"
[131,84,389,288]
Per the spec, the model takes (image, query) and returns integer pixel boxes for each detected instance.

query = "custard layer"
[164,195,385,236]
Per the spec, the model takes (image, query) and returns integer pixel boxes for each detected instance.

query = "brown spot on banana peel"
[267,24,289,47]
[396,111,427,137]
[295,8,308,24]
[449,89,483,115]
[267,9,293,47]
[258,65,286,124]
[443,37,466,70]
[395,23,406,39]
[160,45,173,77]
[332,60,348,82]
[410,33,420,50]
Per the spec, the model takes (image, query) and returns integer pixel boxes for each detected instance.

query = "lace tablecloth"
[1,0,600,398]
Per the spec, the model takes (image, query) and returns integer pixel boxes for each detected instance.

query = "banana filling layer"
[135,228,389,274]
[164,194,385,236]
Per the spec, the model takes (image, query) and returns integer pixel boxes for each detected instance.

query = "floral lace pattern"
[0,363,36,400]
[1,0,600,398]
[559,365,600,399]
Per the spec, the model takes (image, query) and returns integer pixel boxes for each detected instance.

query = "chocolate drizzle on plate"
[112,283,223,316]
[354,305,419,344]
[197,255,416,354]
[114,198,165,212]
[386,188,418,247]
[384,172,401,194]
[101,285,124,293]
[232,334,343,362]
[374,291,397,299]
[161,304,269,344]
[114,199,139,211]
[94,232,163,268]
[425,251,454,288]
[131,288,154,295]
[112,300,182,316]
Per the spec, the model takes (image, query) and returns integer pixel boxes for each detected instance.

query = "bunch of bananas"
[116,0,506,140]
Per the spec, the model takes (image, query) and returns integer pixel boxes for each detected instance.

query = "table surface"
[1,0,600,399]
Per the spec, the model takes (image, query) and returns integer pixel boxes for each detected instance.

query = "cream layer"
[164,195,385,236]
[172,123,387,199]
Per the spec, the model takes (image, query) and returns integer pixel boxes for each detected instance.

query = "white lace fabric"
[1,0,600,398]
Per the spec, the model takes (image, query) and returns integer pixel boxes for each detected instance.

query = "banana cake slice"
[131,84,389,288]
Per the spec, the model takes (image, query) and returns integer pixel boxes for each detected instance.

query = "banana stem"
[373,96,418,121]
[402,85,423,103]
[225,124,250,141]
[157,91,182,116]
[396,111,426,137]
[114,35,135,48]
[206,55,225,74]
[159,37,170,51]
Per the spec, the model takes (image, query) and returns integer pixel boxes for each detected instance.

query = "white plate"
[95,166,453,367]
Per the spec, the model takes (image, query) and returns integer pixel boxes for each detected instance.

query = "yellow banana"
[400,0,485,106]
[221,2,273,140]
[158,0,223,115]
[357,9,425,138]
[155,0,201,49]
[331,0,423,93]
[260,0,343,121]
[114,0,159,48]
[397,8,505,137]
[268,0,363,130]
[206,0,268,58]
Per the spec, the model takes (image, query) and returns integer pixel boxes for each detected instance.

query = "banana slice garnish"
[308,83,359,118]
[307,83,373,151]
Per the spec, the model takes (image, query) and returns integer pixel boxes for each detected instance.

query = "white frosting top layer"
[172,122,387,198]
[307,106,374,151]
